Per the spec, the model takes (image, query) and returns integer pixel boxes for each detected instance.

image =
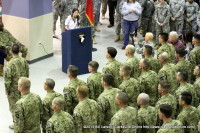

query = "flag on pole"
[85,0,94,26]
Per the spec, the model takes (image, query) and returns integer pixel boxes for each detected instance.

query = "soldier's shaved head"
[45,78,55,90]
[125,45,135,55]
[88,61,99,71]
[116,91,129,105]
[159,52,169,62]
[140,58,150,69]
[77,85,89,98]
[120,64,132,76]
[52,97,64,109]
[138,93,150,105]
[18,77,31,90]
[67,65,78,78]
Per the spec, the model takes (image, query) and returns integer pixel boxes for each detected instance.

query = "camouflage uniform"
[198,105,200,114]
[154,2,171,42]
[141,0,155,36]
[79,0,95,36]
[14,92,43,133]
[119,78,140,108]
[110,106,138,133]
[46,111,74,133]
[175,83,198,115]
[73,98,99,133]
[87,72,103,100]
[94,0,101,27]
[175,59,192,82]
[152,1,159,36]
[155,94,177,119]
[125,56,141,79]
[197,11,200,33]
[137,106,157,133]
[0,29,28,59]
[42,91,65,133]
[189,45,200,70]
[4,56,29,119]
[102,59,122,88]
[63,79,86,114]
[53,0,68,33]
[115,0,124,36]
[101,0,108,16]
[157,120,184,133]
[185,1,199,32]
[177,106,200,133]
[157,43,175,63]
[169,0,185,33]
[137,0,147,28]
[193,77,200,104]
[138,70,158,106]
[97,88,120,132]
[145,56,161,73]
[158,63,178,94]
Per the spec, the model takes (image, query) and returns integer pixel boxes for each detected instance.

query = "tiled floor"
[0,15,142,132]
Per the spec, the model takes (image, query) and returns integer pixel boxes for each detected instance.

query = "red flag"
[85,0,94,26]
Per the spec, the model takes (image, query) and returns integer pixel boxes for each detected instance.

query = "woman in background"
[65,8,79,30]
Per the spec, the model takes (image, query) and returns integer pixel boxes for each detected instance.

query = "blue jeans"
[123,19,138,46]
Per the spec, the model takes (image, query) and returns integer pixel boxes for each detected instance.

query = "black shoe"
[107,24,114,28]
[122,46,126,50]
[92,48,97,52]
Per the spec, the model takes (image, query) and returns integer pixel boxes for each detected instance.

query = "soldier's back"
[97,88,120,131]
[177,106,200,133]
[190,45,200,69]
[46,111,74,133]
[158,43,175,63]
[138,106,157,133]
[125,56,141,78]
[87,72,103,100]
[175,60,192,81]
[63,79,86,114]
[110,106,138,133]
[194,77,200,103]
[119,78,140,108]
[146,56,161,73]
[138,70,158,105]
[74,98,98,133]
[102,59,122,87]
[157,120,184,133]
[14,93,42,133]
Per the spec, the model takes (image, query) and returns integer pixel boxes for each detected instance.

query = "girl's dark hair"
[71,8,79,20]
[175,48,187,57]
[127,0,135,2]
[183,30,193,43]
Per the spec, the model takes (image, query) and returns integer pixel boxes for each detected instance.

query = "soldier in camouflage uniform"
[177,92,200,133]
[143,45,161,73]
[169,0,185,34]
[110,92,138,133]
[156,81,177,119]
[102,47,122,88]
[87,61,103,100]
[154,0,171,42]
[114,0,124,42]
[157,104,184,133]
[125,45,141,78]
[14,77,43,133]
[137,93,157,133]
[157,33,175,63]
[138,59,158,106]
[53,0,68,35]
[41,78,65,133]
[197,11,200,33]
[119,64,140,108]
[74,85,99,133]
[193,64,200,104]
[185,0,199,32]
[175,70,198,116]
[98,74,120,133]
[0,21,28,59]
[175,48,192,82]
[158,52,178,94]
[190,34,200,70]
[4,44,29,129]
[46,97,74,133]
[63,65,86,115]
[140,0,155,37]
[101,0,108,19]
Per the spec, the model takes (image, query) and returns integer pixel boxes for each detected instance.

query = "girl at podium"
[65,8,80,30]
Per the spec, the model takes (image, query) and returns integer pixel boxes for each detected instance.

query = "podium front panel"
[62,27,92,75]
